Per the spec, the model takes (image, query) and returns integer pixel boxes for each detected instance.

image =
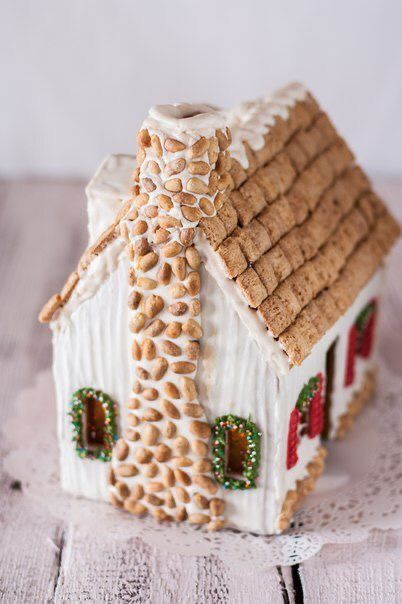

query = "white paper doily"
[2,367,402,570]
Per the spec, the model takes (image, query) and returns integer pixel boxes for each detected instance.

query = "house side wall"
[326,266,384,436]
[52,257,131,500]
[197,267,279,533]
[275,266,385,522]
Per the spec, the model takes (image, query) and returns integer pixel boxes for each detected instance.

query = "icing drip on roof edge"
[142,82,307,170]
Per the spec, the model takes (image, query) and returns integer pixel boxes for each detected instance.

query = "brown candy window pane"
[71,388,117,462]
[212,414,261,490]
[226,429,248,476]
[84,395,106,451]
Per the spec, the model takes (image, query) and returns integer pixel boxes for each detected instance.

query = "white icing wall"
[198,266,278,533]
[52,257,131,501]
[198,238,289,375]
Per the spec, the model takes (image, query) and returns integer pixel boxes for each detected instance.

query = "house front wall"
[50,243,384,530]
[198,264,385,533]
[198,266,284,533]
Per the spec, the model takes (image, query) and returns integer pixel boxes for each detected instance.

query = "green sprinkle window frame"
[212,414,262,490]
[70,387,118,462]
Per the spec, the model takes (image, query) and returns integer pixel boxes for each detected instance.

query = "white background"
[1,0,401,179]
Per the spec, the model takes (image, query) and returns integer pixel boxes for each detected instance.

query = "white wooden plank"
[300,529,402,603]
[0,180,85,604]
[0,477,63,603]
[226,565,285,604]
[53,528,153,603]
[148,548,201,603]
[53,529,283,603]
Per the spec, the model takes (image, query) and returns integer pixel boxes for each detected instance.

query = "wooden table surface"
[0,179,401,603]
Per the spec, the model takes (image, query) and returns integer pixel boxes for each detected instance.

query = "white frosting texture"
[198,234,289,376]
[198,265,281,533]
[142,83,307,171]
[144,103,226,138]
[53,257,131,500]
[86,154,134,243]
[227,82,307,168]
[53,237,127,328]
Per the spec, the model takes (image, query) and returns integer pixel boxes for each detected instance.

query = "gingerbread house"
[39,83,399,534]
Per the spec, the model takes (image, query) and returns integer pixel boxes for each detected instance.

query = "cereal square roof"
[200,92,400,365]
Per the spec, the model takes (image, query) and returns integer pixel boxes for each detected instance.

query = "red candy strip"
[287,407,301,470]
[308,389,324,438]
[360,305,377,359]
[344,324,358,386]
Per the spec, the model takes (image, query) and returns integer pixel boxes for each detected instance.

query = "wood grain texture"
[300,531,402,603]
[0,178,401,603]
[0,476,63,603]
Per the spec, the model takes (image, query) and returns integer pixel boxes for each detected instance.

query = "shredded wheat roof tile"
[205,95,399,365]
